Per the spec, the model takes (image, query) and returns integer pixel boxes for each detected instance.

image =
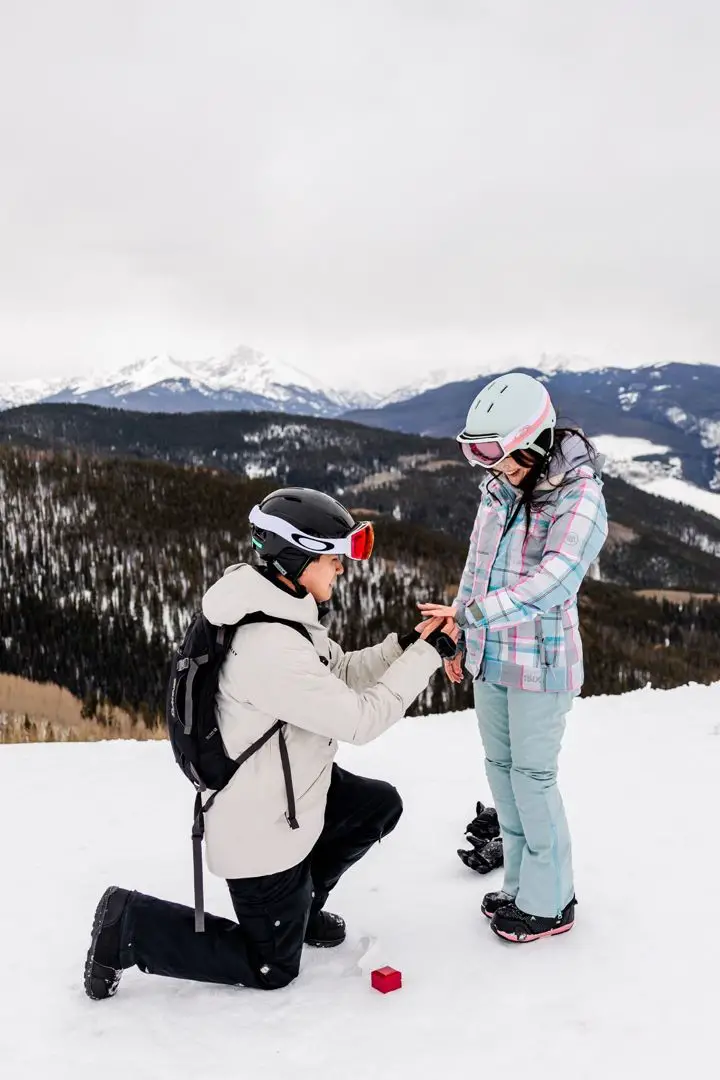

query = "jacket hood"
[550,432,604,476]
[202,563,323,629]
[537,432,604,491]
[484,432,604,503]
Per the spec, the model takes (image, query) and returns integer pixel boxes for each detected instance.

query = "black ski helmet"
[249,487,361,581]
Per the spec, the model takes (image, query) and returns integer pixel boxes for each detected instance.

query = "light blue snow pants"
[473,680,574,918]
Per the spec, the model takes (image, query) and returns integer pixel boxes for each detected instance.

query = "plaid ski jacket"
[454,435,608,693]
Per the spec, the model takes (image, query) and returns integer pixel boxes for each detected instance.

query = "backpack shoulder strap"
[230,611,314,645]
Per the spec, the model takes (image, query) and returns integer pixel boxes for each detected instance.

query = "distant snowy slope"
[594,434,720,520]
[3,682,719,1079]
[0,375,67,410]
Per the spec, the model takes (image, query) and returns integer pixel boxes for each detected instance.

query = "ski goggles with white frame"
[457,413,554,468]
[458,439,543,468]
[249,505,375,560]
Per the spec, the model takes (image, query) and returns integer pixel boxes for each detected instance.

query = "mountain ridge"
[346,362,720,497]
[0,345,384,417]
[3,347,719,419]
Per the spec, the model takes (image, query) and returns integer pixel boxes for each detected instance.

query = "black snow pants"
[118,765,402,991]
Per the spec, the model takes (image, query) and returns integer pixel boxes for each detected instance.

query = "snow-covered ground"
[3,682,720,1080]
[594,434,720,520]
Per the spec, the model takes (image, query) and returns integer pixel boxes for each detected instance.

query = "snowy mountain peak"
[71,354,194,396]
[377,367,471,406]
[200,345,330,399]
[0,344,386,417]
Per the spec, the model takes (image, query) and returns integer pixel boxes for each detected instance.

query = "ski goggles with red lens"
[249,506,375,560]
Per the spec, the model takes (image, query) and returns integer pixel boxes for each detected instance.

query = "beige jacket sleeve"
[239,624,441,745]
[326,633,404,692]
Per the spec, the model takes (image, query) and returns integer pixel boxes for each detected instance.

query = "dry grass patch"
[0,674,166,744]
[635,589,720,604]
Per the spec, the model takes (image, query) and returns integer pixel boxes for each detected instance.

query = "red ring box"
[371,966,402,993]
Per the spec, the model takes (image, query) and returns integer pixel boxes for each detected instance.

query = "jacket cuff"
[379,638,442,705]
[383,632,406,663]
[459,599,487,628]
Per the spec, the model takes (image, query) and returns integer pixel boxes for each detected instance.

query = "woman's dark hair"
[502,426,598,533]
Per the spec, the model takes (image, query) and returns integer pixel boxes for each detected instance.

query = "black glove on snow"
[457,802,503,875]
[457,837,504,874]
[465,801,500,844]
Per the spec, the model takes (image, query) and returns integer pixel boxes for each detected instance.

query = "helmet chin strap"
[258,561,334,616]
[259,561,310,598]
[270,547,318,585]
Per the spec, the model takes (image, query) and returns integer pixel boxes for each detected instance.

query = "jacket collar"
[202,563,324,631]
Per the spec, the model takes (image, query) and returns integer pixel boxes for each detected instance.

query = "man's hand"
[414,615,458,642]
[414,614,444,639]
[413,616,460,660]
[417,604,464,677]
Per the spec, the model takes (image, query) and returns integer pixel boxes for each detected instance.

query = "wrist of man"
[422,626,459,659]
[398,629,420,650]
[399,627,456,659]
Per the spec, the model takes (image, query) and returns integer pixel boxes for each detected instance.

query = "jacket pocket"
[538,611,563,667]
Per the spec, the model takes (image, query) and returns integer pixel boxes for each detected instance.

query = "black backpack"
[166,609,312,931]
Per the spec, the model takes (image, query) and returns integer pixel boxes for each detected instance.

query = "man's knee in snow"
[256,962,300,991]
[376,781,403,837]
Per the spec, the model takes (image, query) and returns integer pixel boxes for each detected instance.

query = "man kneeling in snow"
[84,487,457,998]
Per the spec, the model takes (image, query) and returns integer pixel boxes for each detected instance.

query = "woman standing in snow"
[419,372,608,943]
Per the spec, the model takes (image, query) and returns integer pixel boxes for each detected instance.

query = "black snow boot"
[84,886,132,1000]
[304,910,346,948]
[465,801,500,845]
[491,897,577,943]
[480,890,515,919]
[457,836,504,874]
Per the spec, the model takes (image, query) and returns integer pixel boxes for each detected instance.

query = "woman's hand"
[443,654,464,684]
[417,606,464,677]
[417,602,458,621]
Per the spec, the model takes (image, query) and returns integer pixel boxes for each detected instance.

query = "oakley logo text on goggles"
[290,534,336,553]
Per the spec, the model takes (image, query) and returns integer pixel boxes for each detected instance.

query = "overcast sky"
[1,0,719,391]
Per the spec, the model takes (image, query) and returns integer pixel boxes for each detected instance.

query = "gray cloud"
[1,0,719,389]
